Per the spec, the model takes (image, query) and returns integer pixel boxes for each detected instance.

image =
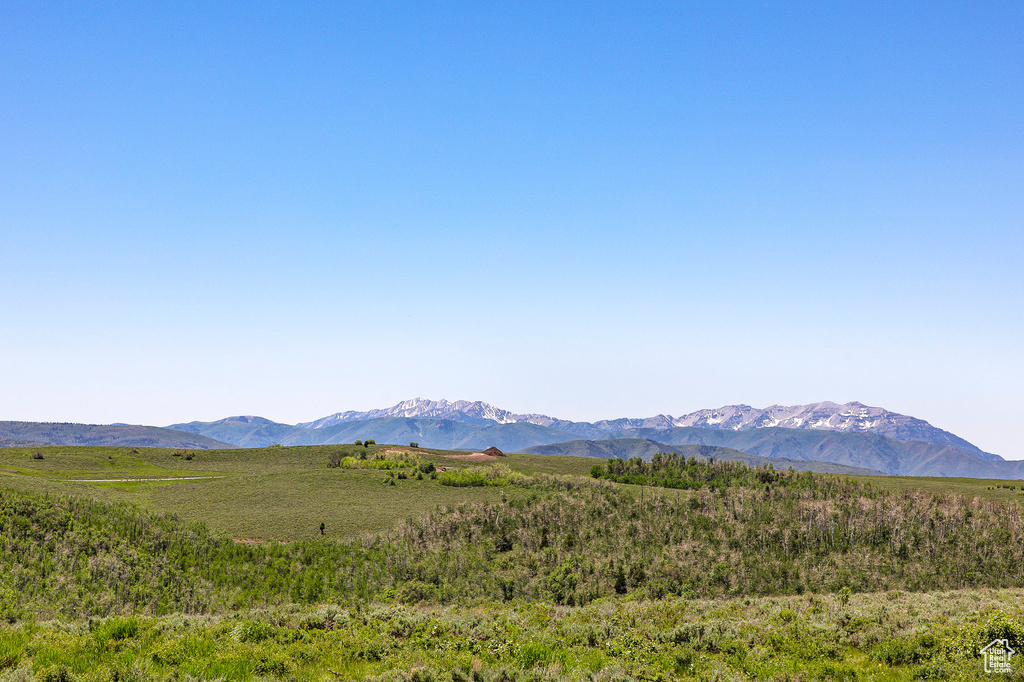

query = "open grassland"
[1,444,1021,543]
[0,446,594,541]
[851,473,1024,502]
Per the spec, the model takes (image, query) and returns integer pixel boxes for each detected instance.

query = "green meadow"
[1,444,1023,680]
[0,445,593,541]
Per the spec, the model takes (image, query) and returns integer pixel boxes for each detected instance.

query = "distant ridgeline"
[165,399,1024,479]
[5,399,1022,478]
[0,421,234,449]
[2,458,1024,619]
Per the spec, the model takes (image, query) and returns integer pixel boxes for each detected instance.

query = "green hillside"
[3,453,1024,615]
[0,422,234,449]
[2,443,1024,679]
[164,416,309,448]
[0,444,593,540]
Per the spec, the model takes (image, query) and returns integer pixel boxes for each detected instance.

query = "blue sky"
[2,2,1022,458]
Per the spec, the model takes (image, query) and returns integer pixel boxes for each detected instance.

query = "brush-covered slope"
[6,460,1024,621]
[519,439,887,475]
[0,422,234,449]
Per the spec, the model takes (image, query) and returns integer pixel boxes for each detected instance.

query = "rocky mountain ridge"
[299,398,998,460]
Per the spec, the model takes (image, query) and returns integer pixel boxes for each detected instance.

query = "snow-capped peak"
[296,398,995,460]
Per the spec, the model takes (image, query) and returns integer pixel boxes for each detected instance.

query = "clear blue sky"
[2,2,1022,458]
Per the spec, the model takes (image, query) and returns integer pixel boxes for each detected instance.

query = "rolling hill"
[0,422,234,449]
[166,415,311,448]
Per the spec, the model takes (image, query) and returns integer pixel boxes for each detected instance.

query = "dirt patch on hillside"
[233,537,265,544]
[443,453,498,462]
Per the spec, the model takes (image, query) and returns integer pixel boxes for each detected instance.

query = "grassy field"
[0,445,595,541]
[852,472,1024,503]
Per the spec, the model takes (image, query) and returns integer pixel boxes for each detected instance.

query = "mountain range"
[163,398,1023,479]
[295,398,996,459]
[4,398,1021,480]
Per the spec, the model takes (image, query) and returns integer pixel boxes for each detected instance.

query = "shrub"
[984,610,1024,650]
[0,664,33,682]
[438,464,521,488]
[37,666,76,682]
[0,630,27,668]
[93,616,140,643]
[108,661,149,682]
[232,619,274,643]
[870,636,934,666]
[519,641,553,668]
[438,466,512,487]
[775,609,798,624]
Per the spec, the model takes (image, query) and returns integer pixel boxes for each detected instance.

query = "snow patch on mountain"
[297,398,552,429]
